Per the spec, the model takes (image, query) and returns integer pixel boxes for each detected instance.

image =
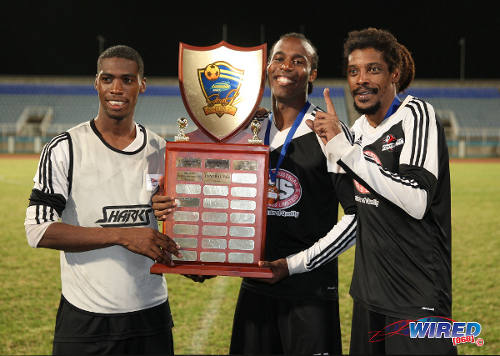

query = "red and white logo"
[382,134,404,152]
[268,169,302,210]
[384,134,397,144]
[354,150,381,194]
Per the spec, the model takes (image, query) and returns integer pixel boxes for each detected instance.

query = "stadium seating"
[1,82,499,157]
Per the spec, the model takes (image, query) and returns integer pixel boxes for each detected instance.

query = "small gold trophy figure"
[248,118,263,145]
[175,117,190,142]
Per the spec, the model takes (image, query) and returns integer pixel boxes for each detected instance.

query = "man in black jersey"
[227,33,357,355]
[307,28,456,355]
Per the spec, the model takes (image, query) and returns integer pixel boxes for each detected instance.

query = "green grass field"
[0,157,498,355]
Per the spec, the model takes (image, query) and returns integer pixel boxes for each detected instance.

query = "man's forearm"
[37,222,119,252]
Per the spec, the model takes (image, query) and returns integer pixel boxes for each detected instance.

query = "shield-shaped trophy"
[150,41,272,278]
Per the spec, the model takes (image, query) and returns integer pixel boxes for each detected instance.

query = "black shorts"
[350,300,457,355]
[52,295,174,355]
[230,286,342,355]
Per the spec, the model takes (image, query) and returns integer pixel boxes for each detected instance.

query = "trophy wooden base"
[150,262,273,278]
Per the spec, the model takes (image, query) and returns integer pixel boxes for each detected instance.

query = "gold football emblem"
[204,64,220,81]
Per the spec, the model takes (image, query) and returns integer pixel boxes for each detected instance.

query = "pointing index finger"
[323,88,337,115]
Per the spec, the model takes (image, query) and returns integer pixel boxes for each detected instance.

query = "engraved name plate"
[173,250,198,261]
[203,198,229,209]
[201,238,227,249]
[204,172,231,184]
[174,237,198,248]
[200,252,226,263]
[205,159,230,169]
[232,172,257,184]
[202,225,228,236]
[176,157,202,168]
[175,197,200,207]
[230,199,256,211]
[176,184,201,195]
[228,252,254,263]
[173,211,200,222]
[202,212,228,223]
[228,239,255,250]
[230,212,256,224]
[177,171,203,182]
[230,226,255,237]
[231,187,257,198]
[203,185,229,196]
[233,160,257,171]
[173,224,199,235]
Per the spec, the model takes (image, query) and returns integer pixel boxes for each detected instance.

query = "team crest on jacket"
[267,168,302,211]
[96,205,153,227]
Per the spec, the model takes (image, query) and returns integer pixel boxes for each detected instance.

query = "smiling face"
[347,47,399,124]
[267,36,317,105]
[94,57,146,122]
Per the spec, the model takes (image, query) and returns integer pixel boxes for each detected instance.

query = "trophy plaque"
[150,41,271,278]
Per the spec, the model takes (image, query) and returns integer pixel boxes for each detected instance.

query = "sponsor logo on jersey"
[368,316,484,347]
[353,150,381,195]
[382,134,404,152]
[96,205,153,227]
[267,168,301,215]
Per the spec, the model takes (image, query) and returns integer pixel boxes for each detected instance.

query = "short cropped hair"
[97,45,144,78]
[269,33,318,95]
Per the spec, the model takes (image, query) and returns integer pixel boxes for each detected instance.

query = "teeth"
[109,101,124,106]
[276,76,293,85]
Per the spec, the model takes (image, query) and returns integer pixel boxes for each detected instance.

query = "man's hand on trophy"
[257,258,289,284]
[152,193,177,221]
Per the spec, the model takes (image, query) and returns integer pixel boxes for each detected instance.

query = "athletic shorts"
[52,295,174,355]
[350,300,457,355]
[230,286,342,355]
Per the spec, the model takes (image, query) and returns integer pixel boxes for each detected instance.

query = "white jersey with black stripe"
[25,120,168,314]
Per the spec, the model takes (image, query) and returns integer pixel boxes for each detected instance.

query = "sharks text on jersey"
[95,205,153,227]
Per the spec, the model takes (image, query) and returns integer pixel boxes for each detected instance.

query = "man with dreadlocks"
[299,27,456,354]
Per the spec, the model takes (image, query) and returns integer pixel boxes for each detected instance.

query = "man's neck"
[366,95,401,128]
[273,99,307,131]
[94,114,136,150]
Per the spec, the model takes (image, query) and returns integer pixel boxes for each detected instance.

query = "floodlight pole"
[222,24,228,42]
[459,37,466,81]
[97,35,105,55]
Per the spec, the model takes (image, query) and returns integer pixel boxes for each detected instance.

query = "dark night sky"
[2,2,498,80]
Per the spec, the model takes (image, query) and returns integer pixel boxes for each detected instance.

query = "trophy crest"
[179,41,266,142]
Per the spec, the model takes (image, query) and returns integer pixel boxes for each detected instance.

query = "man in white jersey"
[24,45,180,355]
[299,28,455,354]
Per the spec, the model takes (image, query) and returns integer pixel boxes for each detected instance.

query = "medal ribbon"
[265,101,311,184]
